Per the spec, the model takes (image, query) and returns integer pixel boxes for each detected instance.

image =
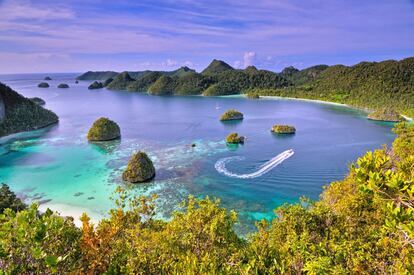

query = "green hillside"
[0,83,59,137]
[201,59,234,75]
[252,57,414,116]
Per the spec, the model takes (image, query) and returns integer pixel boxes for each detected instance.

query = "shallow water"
[0,73,396,233]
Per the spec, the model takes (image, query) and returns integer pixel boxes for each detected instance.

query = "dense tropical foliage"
[1,122,413,273]
[0,83,58,137]
[251,57,414,117]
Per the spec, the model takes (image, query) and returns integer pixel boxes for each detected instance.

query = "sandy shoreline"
[39,203,103,227]
[252,95,413,121]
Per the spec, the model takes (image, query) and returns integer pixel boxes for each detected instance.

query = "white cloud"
[0,0,74,21]
[243,51,256,67]
[233,60,241,69]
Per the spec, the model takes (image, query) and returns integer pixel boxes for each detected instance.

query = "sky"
[0,0,414,74]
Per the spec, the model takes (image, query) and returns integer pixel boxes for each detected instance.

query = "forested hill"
[77,57,414,115]
[252,57,414,116]
[0,83,58,137]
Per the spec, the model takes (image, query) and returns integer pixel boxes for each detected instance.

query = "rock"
[88,81,103,90]
[57,83,69,88]
[29,97,46,106]
[44,76,52,80]
[271,125,296,134]
[122,151,156,183]
[226,132,245,144]
[87,117,121,141]
[38,82,49,88]
[75,80,79,84]
[191,143,196,147]
[103,78,114,87]
[220,109,244,121]
[367,108,405,122]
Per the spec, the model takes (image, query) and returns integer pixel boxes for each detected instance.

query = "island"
[38,82,49,88]
[226,132,245,144]
[57,83,69,88]
[271,125,296,134]
[0,82,58,137]
[44,76,52,80]
[122,151,156,183]
[29,97,46,106]
[87,117,121,141]
[220,109,244,121]
[88,81,104,89]
[367,109,405,122]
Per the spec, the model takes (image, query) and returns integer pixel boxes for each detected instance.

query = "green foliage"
[88,81,103,89]
[203,69,290,96]
[368,108,405,122]
[0,183,26,213]
[0,82,59,137]
[127,72,163,92]
[76,71,118,81]
[0,204,81,273]
[201,59,234,75]
[174,73,213,95]
[106,72,135,90]
[271,125,296,134]
[87,117,121,141]
[220,109,244,121]
[226,132,244,144]
[148,75,177,95]
[122,151,156,183]
[253,57,414,115]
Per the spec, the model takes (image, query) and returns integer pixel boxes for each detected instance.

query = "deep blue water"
[0,73,396,232]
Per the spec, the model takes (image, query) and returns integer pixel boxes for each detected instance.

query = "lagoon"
[0,73,396,233]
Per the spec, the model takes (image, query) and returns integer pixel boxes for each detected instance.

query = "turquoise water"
[0,73,396,232]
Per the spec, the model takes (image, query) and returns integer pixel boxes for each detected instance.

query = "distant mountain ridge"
[76,57,414,116]
[77,66,196,81]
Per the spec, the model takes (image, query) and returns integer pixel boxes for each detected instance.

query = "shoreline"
[38,202,103,227]
[252,95,413,121]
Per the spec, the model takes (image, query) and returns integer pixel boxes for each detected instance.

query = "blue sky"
[0,0,414,73]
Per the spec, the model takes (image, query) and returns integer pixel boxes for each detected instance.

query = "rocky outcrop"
[57,83,69,88]
[0,82,58,137]
[88,81,104,90]
[44,76,52,80]
[87,117,121,141]
[38,82,49,88]
[29,97,46,106]
[226,132,245,144]
[220,109,244,121]
[271,125,296,134]
[122,151,156,183]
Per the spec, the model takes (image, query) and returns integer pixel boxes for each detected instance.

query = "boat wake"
[214,149,294,179]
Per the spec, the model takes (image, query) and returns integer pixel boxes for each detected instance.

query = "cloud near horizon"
[0,0,413,73]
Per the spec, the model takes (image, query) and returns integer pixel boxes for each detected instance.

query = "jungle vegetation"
[0,83,58,138]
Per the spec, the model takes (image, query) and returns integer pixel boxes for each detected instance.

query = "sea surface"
[0,73,396,233]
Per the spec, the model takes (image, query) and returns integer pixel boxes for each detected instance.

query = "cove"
[0,73,396,233]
